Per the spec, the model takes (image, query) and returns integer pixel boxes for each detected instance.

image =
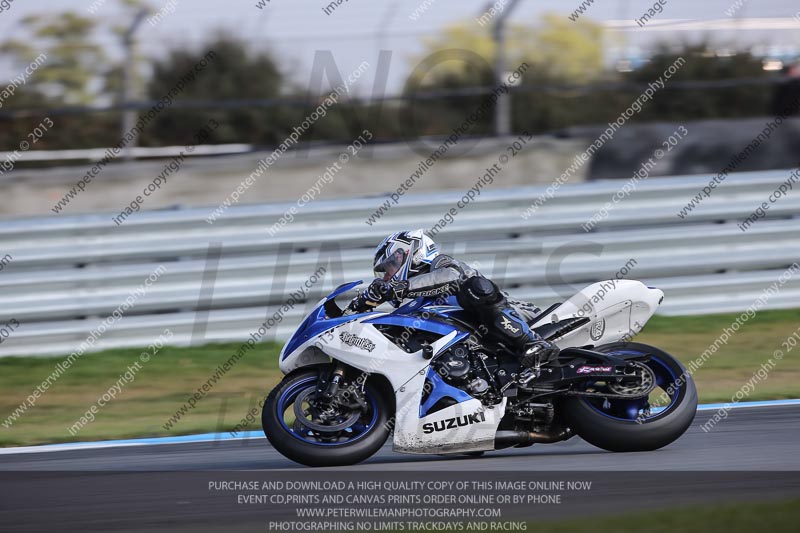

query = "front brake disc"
[293,388,360,432]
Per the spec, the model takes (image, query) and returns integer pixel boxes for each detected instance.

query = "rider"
[348,229,559,371]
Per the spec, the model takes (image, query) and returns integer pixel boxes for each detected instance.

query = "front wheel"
[262,366,392,467]
[560,342,697,452]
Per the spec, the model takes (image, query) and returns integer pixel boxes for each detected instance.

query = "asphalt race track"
[2,404,799,471]
[1,405,799,531]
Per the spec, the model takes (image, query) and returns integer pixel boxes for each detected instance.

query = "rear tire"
[561,342,697,452]
[262,367,392,467]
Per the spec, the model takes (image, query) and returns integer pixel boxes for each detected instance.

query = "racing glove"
[347,279,408,312]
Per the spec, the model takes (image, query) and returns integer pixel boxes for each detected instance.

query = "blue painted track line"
[695,398,800,411]
[1,398,799,455]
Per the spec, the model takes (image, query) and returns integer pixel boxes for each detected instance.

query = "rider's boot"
[493,308,560,371]
[456,276,560,376]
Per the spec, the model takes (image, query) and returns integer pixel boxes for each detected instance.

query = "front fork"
[319,363,346,402]
[316,362,369,416]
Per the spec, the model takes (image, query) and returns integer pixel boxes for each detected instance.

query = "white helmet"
[372,229,439,282]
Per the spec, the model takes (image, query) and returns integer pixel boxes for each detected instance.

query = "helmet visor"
[374,249,406,281]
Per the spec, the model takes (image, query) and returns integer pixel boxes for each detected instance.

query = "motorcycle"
[262,279,697,467]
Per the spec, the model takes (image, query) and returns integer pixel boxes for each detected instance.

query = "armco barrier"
[0,170,797,357]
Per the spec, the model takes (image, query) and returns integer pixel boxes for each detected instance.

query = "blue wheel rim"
[583,352,681,423]
[276,376,379,446]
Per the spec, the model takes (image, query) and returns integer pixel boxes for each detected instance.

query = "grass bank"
[1,308,798,447]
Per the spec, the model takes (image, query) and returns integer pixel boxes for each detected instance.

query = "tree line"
[0,6,794,155]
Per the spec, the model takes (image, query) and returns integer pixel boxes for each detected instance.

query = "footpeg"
[516,368,540,388]
[499,369,538,396]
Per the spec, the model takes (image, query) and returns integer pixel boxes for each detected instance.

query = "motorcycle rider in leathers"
[348,229,559,370]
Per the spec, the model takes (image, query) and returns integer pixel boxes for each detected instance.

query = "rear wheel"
[262,366,392,467]
[561,342,697,452]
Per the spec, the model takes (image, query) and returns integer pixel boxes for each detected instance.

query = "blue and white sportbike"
[262,280,697,467]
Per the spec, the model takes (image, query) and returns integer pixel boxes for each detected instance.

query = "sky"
[0,0,798,96]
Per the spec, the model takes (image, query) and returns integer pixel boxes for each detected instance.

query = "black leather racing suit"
[398,255,552,361]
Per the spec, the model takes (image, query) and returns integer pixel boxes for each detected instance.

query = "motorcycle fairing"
[530,280,663,348]
[278,278,663,455]
[281,281,367,360]
[419,367,473,418]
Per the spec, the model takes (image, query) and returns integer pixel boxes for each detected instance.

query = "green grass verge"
[1,308,798,447]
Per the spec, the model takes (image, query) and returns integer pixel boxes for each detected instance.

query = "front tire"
[561,342,697,452]
[262,367,392,467]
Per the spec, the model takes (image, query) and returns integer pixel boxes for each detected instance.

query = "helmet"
[372,229,439,283]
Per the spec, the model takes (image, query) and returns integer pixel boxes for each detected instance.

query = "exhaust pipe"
[494,428,572,449]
